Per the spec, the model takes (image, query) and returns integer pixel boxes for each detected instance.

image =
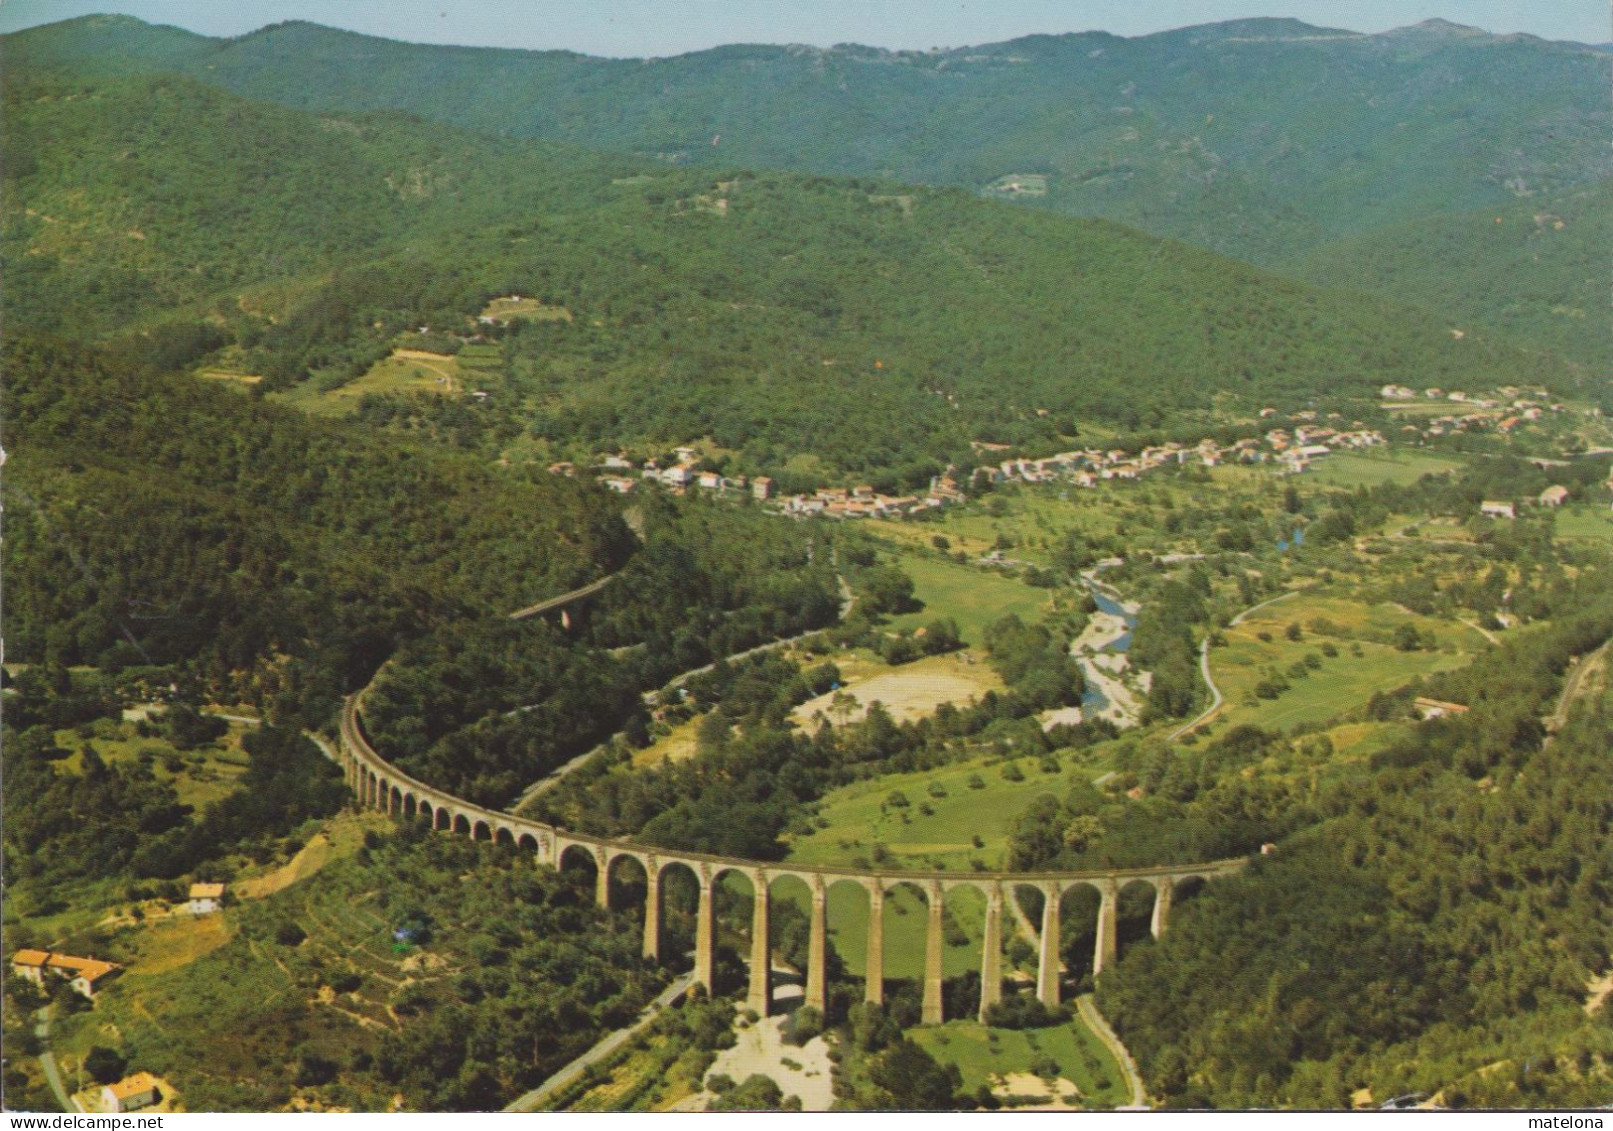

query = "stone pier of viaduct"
[340,692,1247,1024]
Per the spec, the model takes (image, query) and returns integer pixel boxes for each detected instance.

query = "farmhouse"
[1539,485,1569,507]
[11,950,121,999]
[185,882,225,915]
[1480,501,1516,520]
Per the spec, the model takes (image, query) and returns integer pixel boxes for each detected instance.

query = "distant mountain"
[7,15,1606,253]
[7,13,1606,366]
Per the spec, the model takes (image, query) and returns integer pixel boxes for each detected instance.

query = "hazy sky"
[1,0,1605,55]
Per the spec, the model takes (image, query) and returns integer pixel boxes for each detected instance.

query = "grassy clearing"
[886,553,1051,644]
[1303,450,1466,488]
[1205,594,1483,732]
[54,718,250,811]
[912,1019,1128,1107]
[791,652,1003,729]
[284,349,463,415]
[632,714,702,768]
[1312,720,1410,762]
[232,810,378,900]
[862,518,996,558]
[911,492,1125,567]
[196,369,262,386]
[118,911,235,976]
[479,296,572,322]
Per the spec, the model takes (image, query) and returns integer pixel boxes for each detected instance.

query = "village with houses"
[537,378,1613,530]
[548,422,1392,518]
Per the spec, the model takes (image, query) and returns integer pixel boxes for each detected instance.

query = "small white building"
[185,882,225,915]
[1539,485,1569,507]
[1480,500,1516,520]
[101,1073,162,1114]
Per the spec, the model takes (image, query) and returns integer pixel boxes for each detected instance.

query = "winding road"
[1168,590,1298,742]
[1075,995,1148,1109]
[511,574,855,807]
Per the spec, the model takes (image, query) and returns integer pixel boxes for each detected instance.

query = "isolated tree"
[83,1046,127,1085]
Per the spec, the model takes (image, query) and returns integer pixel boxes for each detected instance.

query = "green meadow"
[786,754,1093,872]
[912,1019,1128,1106]
[1554,504,1613,542]
[886,552,1053,644]
[1302,449,1466,488]
[1206,593,1486,733]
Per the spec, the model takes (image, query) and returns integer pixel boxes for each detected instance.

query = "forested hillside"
[0,71,638,338]
[1098,604,1613,1107]
[1,69,1577,479]
[1290,181,1613,369]
[2,335,633,718]
[8,13,1607,365]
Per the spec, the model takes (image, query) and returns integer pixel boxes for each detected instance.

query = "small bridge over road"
[507,573,620,622]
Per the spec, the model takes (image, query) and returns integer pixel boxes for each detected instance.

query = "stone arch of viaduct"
[340,691,1247,1025]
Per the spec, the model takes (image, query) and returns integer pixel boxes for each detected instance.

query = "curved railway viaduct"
[340,691,1247,1025]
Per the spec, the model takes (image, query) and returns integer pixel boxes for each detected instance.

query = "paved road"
[35,1007,71,1111]
[1545,637,1609,741]
[1075,995,1149,1109]
[1168,590,1298,742]
[503,972,695,1112]
[512,575,854,808]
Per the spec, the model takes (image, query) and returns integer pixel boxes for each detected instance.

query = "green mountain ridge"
[7,12,1606,367]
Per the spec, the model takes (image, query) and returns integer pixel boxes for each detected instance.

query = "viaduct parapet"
[339,691,1247,1024]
